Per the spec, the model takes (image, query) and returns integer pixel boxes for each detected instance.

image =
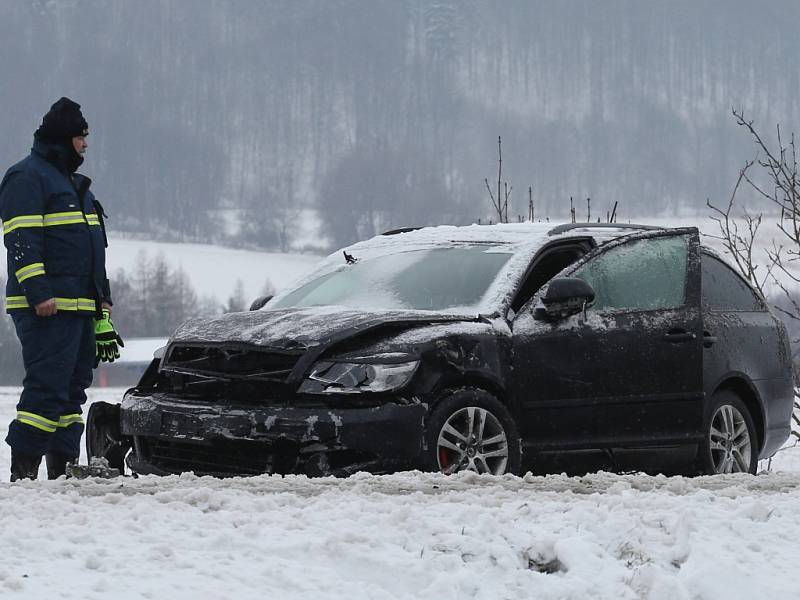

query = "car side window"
[511,244,588,313]
[701,253,765,311]
[571,235,688,311]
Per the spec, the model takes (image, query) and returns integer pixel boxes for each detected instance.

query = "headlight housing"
[299,357,419,394]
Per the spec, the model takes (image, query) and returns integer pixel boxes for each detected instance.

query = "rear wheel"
[422,388,521,475]
[699,391,758,475]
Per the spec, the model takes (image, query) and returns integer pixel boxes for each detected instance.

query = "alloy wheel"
[436,406,509,475]
[709,404,752,474]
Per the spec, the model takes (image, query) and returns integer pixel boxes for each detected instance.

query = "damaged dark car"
[87,223,795,477]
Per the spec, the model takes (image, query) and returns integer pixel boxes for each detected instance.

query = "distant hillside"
[1,1,799,251]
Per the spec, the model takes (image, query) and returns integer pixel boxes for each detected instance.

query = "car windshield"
[270,246,513,312]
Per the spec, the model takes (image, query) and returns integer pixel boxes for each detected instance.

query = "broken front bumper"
[119,392,428,476]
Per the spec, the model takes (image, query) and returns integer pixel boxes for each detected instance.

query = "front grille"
[164,345,301,383]
[143,437,298,477]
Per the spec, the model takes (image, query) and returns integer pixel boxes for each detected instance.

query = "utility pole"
[528,186,534,222]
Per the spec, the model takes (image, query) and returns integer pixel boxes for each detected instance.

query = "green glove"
[94,309,124,364]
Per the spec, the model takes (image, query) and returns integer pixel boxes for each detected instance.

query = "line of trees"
[109,252,209,339]
[109,252,272,339]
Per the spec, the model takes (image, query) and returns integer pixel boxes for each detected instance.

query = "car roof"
[342,222,675,258]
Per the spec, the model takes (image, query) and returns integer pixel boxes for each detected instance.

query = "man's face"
[72,134,88,155]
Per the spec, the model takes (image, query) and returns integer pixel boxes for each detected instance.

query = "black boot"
[45,452,77,480]
[10,451,42,482]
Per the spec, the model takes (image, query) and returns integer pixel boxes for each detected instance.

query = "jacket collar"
[31,137,84,175]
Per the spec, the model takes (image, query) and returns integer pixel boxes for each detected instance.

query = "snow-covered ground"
[0,387,798,600]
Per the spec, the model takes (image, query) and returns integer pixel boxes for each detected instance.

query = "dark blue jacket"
[1,139,111,316]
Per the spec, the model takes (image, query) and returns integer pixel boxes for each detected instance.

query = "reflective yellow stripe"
[55,297,97,312]
[17,411,58,433]
[57,413,84,428]
[15,262,46,283]
[3,214,43,235]
[5,296,96,312]
[43,211,86,227]
[5,212,99,232]
[5,296,29,310]
[43,211,84,219]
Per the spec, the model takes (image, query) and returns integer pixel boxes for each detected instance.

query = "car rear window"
[701,253,765,311]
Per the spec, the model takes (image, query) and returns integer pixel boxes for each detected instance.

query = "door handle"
[663,329,696,343]
[703,331,718,348]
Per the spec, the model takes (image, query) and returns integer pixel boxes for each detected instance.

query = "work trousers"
[5,312,95,457]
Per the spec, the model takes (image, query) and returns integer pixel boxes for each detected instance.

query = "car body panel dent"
[333,320,510,404]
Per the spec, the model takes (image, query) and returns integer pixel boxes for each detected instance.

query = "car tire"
[698,391,758,475]
[422,388,522,475]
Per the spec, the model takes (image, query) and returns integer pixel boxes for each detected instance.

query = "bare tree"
[708,108,800,449]
[485,136,511,223]
[706,160,777,298]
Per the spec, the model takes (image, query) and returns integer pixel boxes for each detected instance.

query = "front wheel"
[698,391,758,475]
[422,388,521,475]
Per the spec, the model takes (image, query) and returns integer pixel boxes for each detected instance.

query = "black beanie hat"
[34,97,88,143]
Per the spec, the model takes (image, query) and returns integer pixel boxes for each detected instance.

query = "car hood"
[170,306,482,351]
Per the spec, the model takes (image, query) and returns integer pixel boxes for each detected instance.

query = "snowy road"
[0,387,798,600]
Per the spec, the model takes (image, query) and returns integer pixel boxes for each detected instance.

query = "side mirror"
[249,295,273,311]
[533,278,595,321]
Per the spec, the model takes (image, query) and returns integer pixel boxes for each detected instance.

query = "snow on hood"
[170,305,479,349]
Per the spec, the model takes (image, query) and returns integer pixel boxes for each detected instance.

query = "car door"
[699,252,794,457]
[511,229,704,450]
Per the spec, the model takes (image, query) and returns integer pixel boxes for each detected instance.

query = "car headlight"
[299,359,419,394]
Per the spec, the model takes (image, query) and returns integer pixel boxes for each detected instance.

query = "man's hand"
[101,302,112,316]
[34,298,57,317]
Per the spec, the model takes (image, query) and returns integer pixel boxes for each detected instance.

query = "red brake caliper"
[439,448,451,470]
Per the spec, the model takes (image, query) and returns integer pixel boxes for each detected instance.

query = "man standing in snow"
[1,97,123,481]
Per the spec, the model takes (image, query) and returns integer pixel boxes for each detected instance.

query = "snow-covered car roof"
[341,222,662,257]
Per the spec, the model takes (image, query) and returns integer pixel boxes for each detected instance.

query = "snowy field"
[0,387,798,600]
